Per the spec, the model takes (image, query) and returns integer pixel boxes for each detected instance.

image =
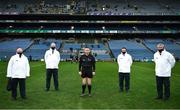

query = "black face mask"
[158,49,164,53]
[51,47,55,50]
[17,52,22,58]
[122,52,126,55]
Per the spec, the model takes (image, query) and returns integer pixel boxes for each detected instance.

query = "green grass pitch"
[0,61,180,109]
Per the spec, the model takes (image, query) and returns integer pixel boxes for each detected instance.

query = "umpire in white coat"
[117,47,133,93]
[44,42,60,91]
[7,48,30,100]
[154,43,175,100]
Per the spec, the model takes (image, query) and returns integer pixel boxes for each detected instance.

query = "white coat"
[7,54,30,78]
[44,48,60,69]
[117,53,133,73]
[154,50,175,77]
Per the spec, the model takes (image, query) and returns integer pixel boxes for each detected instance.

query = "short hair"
[16,48,23,52]
[84,47,91,50]
[121,47,127,50]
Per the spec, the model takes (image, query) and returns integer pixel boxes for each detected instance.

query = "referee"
[79,47,96,97]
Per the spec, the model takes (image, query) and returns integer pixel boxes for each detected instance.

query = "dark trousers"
[46,69,59,90]
[119,73,130,91]
[156,76,170,98]
[11,78,26,98]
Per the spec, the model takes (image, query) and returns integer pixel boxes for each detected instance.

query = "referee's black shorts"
[81,69,93,78]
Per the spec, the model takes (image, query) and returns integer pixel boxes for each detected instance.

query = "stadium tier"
[0,38,32,59]
[61,39,111,60]
[108,39,153,60]
[25,39,61,60]
[144,39,180,58]
[0,38,180,61]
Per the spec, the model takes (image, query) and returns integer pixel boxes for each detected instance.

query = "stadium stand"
[144,39,180,59]
[108,39,154,60]
[0,38,61,60]
[0,38,179,61]
[61,39,111,61]
[0,38,32,59]
[0,0,180,15]
[24,38,61,60]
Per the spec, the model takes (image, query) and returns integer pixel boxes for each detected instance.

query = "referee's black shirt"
[79,54,96,72]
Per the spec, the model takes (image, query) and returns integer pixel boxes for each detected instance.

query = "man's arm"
[168,53,176,68]
[92,56,96,72]
[79,56,82,71]
[7,57,13,78]
[56,51,60,63]
[26,58,30,77]
[44,51,48,63]
[117,55,120,65]
[129,55,133,66]
[58,52,60,62]
[153,54,156,63]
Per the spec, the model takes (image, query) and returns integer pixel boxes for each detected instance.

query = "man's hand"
[93,72,95,76]
[79,71,82,75]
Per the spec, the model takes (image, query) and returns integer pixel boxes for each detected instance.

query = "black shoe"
[155,97,163,100]
[46,88,49,91]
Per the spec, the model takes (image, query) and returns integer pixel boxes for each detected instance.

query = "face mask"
[122,52,126,55]
[17,52,22,58]
[158,49,164,53]
[51,47,55,50]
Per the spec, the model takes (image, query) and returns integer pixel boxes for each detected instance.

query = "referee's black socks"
[88,85,91,94]
[82,85,86,94]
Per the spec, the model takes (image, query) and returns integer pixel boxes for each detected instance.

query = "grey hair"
[157,43,165,48]
[50,42,56,47]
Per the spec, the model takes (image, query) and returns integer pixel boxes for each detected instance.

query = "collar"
[50,48,56,51]
[157,49,166,55]
[15,53,24,58]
